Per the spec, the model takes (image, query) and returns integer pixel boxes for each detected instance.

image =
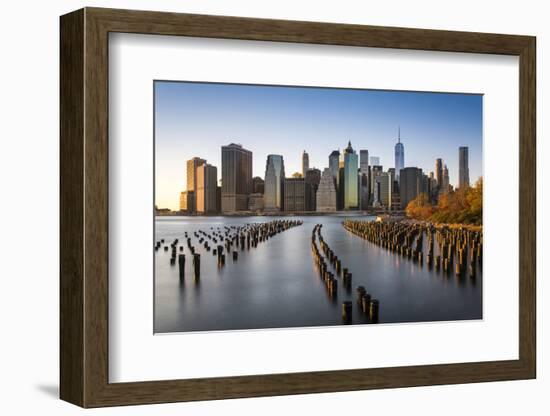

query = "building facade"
[370,165,383,205]
[304,168,321,212]
[369,156,380,166]
[343,141,359,210]
[394,128,404,180]
[374,172,392,208]
[264,154,285,211]
[359,172,369,210]
[248,193,264,212]
[443,164,450,193]
[328,150,340,181]
[459,146,470,188]
[186,157,206,213]
[221,143,253,213]
[179,190,194,213]
[359,149,369,174]
[316,168,337,212]
[196,163,218,213]
[252,176,265,194]
[399,167,423,208]
[435,158,443,191]
[284,178,305,212]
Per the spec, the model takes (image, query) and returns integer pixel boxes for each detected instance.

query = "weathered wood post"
[342,301,352,324]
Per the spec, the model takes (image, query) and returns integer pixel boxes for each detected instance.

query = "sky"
[155,81,483,211]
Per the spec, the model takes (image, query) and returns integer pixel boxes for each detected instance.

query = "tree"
[405,193,433,220]
[405,177,483,225]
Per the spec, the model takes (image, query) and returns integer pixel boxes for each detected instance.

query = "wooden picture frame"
[60,7,536,408]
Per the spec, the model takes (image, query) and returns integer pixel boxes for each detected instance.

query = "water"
[155,215,482,333]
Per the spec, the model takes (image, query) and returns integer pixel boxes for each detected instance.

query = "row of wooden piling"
[155,220,303,279]
[342,219,482,279]
[310,224,380,324]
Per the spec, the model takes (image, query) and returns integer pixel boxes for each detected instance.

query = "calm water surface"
[155,215,482,333]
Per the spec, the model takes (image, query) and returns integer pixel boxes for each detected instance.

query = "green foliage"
[406,178,483,225]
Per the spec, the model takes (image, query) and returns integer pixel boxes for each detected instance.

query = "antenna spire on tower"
[398,126,401,143]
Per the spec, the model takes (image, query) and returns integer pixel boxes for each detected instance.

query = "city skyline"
[155,81,482,210]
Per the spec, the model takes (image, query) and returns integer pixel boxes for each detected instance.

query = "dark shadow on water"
[35,384,59,399]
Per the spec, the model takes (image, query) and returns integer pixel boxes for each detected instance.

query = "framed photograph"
[60,7,536,407]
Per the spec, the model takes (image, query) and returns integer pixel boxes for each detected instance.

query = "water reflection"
[154,215,482,333]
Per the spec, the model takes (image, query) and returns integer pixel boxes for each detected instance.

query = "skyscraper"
[329,150,340,181]
[359,149,369,174]
[186,157,206,213]
[264,154,285,211]
[435,158,443,190]
[301,150,309,177]
[400,167,423,208]
[459,146,470,188]
[221,143,252,213]
[359,172,369,210]
[394,127,405,180]
[316,168,337,211]
[196,163,218,213]
[179,191,194,213]
[304,168,321,211]
[343,141,359,210]
[443,164,450,193]
[374,172,392,208]
[370,165,383,204]
[284,178,305,212]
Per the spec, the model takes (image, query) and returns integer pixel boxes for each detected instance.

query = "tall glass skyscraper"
[264,154,285,211]
[343,141,359,210]
[394,127,404,179]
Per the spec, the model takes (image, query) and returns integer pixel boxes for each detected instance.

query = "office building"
[359,172,369,210]
[443,164,450,193]
[399,167,423,208]
[370,165,383,204]
[196,163,218,213]
[370,156,380,166]
[374,172,392,208]
[343,141,359,210]
[186,157,206,212]
[435,158,443,191]
[221,143,253,213]
[316,168,337,212]
[359,149,369,174]
[179,191,194,213]
[248,193,264,212]
[302,150,309,177]
[284,178,305,212]
[459,146,470,188]
[304,168,321,211]
[252,176,265,194]
[394,127,405,180]
[329,150,340,181]
[264,154,285,211]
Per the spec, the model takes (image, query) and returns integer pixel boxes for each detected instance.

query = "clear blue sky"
[155,81,482,210]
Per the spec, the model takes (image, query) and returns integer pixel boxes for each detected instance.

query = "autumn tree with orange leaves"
[405,178,483,225]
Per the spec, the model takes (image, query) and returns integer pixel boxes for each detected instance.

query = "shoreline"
[156,211,403,218]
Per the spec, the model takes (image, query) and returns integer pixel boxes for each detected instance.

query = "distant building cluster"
[178,131,471,214]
